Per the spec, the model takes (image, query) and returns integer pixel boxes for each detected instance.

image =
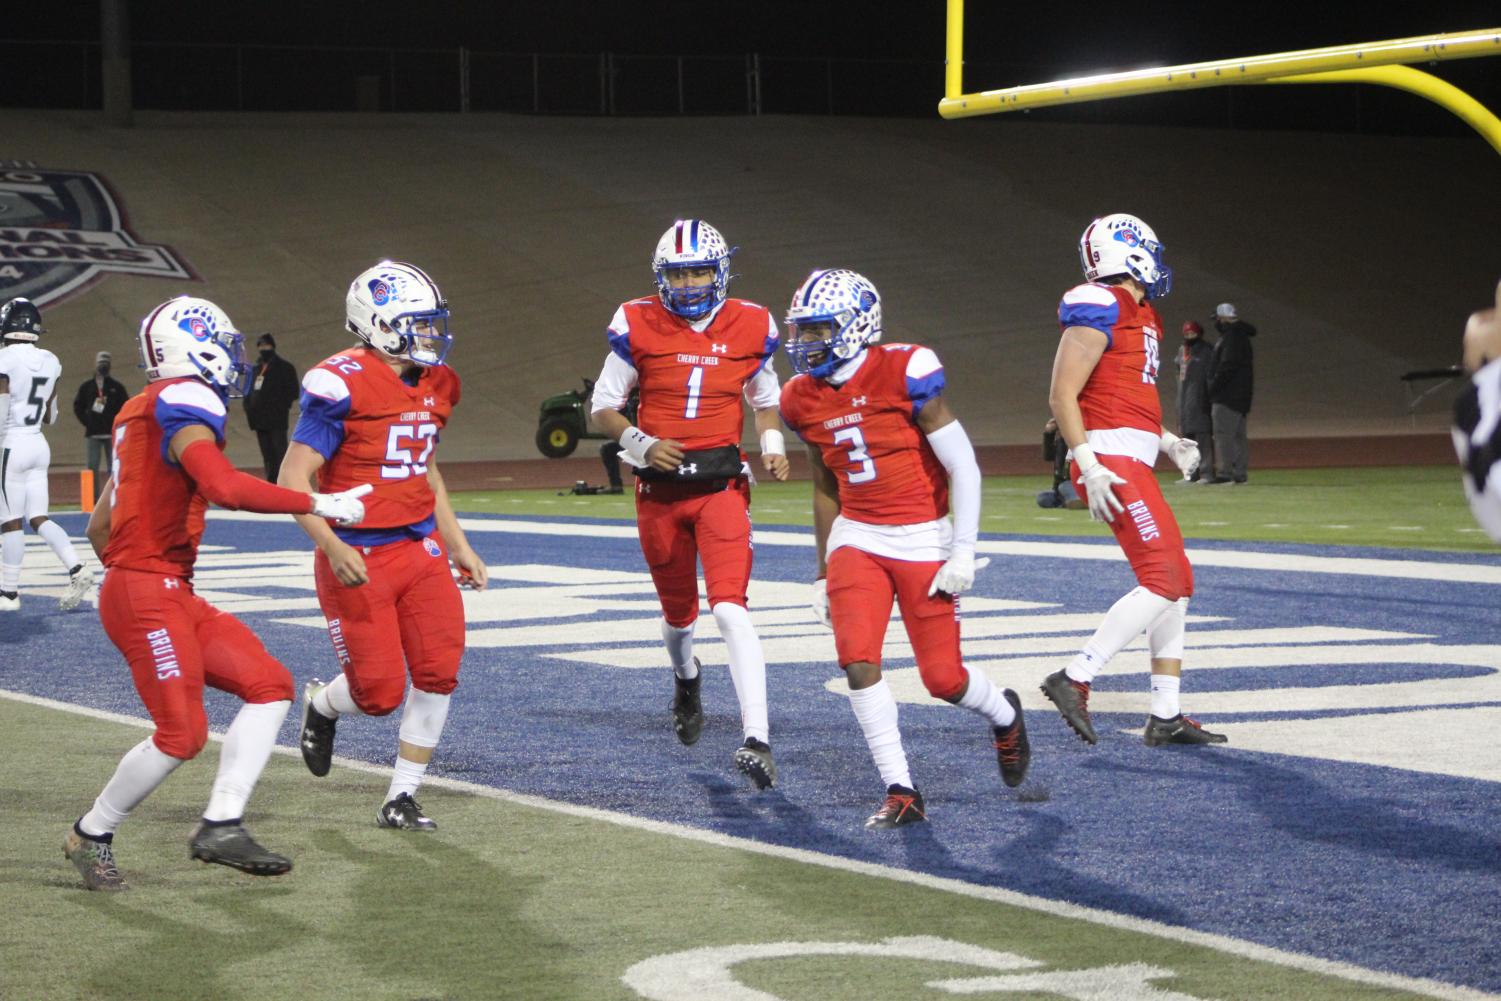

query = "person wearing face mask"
[1174,320,1215,483]
[72,350,130,502]
[241,333,299,481]
[1206,303,1256,484]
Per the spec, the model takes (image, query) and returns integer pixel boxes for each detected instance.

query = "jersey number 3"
[383,423,437,479]
[832,426,877,484]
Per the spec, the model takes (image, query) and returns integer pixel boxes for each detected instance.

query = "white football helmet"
[783,269,883,378]
[137,296,250,396]
[1079,213,1173,300]
[345,260,452,366]
[652,220,734,320]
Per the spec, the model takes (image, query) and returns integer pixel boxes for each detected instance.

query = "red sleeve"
[179,440,315,515]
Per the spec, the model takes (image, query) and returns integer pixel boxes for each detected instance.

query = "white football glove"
[812,577,832,629]
[927,554,992,597]
[1074,444,1127,523]
[1160,431,1201,478]
[310,484,373,527]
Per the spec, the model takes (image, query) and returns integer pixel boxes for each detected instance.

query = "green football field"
[2,695,1444,1001]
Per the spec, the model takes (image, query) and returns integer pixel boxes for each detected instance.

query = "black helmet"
[0,298,44,341]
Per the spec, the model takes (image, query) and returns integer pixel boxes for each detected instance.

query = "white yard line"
[6,687,1494,1001]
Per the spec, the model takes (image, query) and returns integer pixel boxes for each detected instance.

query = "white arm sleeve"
[591,351,638,414]
[743,365,781,410]
[925,420,981,555]
[0,393,9,435]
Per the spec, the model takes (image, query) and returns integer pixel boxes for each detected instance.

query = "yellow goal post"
[939,2,1501,155]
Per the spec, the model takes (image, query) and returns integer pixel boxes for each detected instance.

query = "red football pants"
[826,545,967,700]
[634,477,753,626]
[1071,453,1194,600]
[314,533,466,716]
[98,567,293,760]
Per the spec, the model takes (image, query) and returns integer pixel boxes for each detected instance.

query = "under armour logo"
[423,396,436,406]
[678,463,699,476]
[163,577,180,589]
[710,343,728,354]
[852,396,867,407]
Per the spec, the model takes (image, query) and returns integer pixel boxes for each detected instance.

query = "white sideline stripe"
[197,511,1501,585]
[5,687,1493,1001]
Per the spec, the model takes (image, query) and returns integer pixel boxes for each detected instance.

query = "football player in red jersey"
[64,297,371,891]
[779,269,1029,829]
[281,261,488,832]
[1043,213,1227,748]
[590,220,789,789]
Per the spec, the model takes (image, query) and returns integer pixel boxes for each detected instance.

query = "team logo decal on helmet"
[0,297,46,342]
[137,296,251,396]
[1079,213,1173,300]
[652,220,735,320]
[783,269,884,379]
[346,260,453,367]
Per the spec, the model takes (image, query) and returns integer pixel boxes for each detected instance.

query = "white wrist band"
[1072,442,1099,472]
[619,425,659,466]
[759,428,785,456]
[1159,431,1181,452]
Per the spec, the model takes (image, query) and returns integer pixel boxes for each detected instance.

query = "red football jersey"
[1058,282,1164,435]
[779,344,949,525]
[292,347,461,531]
[607,297,778,449]
[103,378,229,579]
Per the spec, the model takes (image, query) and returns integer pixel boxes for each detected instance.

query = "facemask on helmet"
[0,297,45,342]
[345,260,452,367]
[783,269,883,379]
[1078,213,1173,300]
[137,297,250,396]
[652,220,734,320]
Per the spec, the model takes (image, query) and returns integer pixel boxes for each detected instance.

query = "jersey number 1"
[684,366,704,419]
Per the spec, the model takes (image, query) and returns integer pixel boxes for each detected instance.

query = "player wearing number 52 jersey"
[0,297,93,613]
[63,297,370,891]
[1043,213,1226,749]
[779,269,1028,830]
[283,260,488,833]
[591,219,789,790]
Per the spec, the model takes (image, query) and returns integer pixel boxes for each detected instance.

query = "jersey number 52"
[383,423,437,479]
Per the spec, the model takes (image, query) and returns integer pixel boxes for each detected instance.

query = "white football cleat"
[60,565,94,611]
[0,592,18,612]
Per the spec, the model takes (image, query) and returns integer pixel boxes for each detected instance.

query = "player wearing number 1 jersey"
[779,269,1029,829]
[1043,213,1226,748]
[591,220,788,789]
[281,260,488,832]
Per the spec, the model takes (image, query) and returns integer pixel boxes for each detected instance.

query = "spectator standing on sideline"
[1454,278,1501,541]
[242,333,299,481]
[73,350,129,501]
[1174,321,1214,483]
[1207,302,1255,484]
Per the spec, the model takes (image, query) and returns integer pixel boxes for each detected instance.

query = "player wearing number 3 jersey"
[591,220,788,790]
[282,260,488,832]
[778,269,1029,830]
[1043,214,1226,749]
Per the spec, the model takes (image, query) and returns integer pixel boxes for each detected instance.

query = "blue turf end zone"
[5,511,1499,992]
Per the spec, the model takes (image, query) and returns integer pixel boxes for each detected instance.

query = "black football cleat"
[189,822,292,876]
[1143,714,1229,747]
[671,663,704,746]
[1040,669,1098,744]
[865,785,926,829]
[299,679,337,777]
[992,689,1031,788]
[377,792,437,831]
[732,737,776,790]
[63,828,128,891]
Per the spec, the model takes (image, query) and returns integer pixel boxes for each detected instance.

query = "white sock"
[1147,597,1189,661]
[0,530,21,593]
[847,680,913,791]
[203,700,290,822]
[312,673,362,719]
[1150,674,1181,719]
[661,619,698,679]
[956,667,1015,728]
[35,519,80,573]
[1065,586,1174,684]
[711,602,769,743]
[78,738,184,837]
[386,756,429,801]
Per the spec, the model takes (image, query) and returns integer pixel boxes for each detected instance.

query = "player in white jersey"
[1456,278,1501,541]
[0,298,94,612]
